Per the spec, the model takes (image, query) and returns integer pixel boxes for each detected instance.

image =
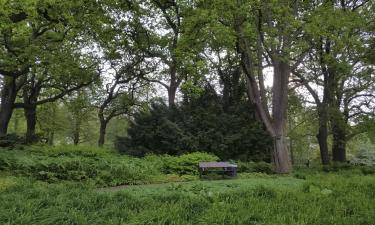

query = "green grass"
[1,173,375,225]
[0,145,218,186]
[99,175,302,194]
[1,145,375,224]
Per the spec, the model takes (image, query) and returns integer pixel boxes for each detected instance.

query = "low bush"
[236,161,273,174]
[0,146,220,186]
[143,152,219,175]
[361,166,375,175]
[161,152,219,175]
[0,146,158,186]
[0,134,25,148]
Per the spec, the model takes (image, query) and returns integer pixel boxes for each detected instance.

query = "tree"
[95,63,146,147]
[14,52,99,143]
[134,0,198,108]
[94,4,151,147]
[199,0,309,172]
[175,0,308,172]
[293,0,374,163]
[64,89,95,145]
[0,0,106,139]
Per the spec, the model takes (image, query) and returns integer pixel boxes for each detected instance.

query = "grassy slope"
[1,146,375,225]
[1,173,375,225]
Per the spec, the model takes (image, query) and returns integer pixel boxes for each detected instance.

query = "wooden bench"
[198,162,237,178]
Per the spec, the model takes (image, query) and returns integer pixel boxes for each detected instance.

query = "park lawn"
[1,146,375,224]
[1,171,375,225]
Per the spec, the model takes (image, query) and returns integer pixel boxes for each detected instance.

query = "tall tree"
[234,0,309,172]
[136,0,197,107]
[95,63,147,147]
[185,0,310,172]
[0,0,106,139]
[293,0,374,163]
[14,52,98,143]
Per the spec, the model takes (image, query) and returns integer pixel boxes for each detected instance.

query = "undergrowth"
[0,145,217,186]
[0,173,374,225]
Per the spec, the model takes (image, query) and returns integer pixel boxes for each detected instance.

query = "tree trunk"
[98,120,107,147]
[0,77,17,137]
[271,60,292,173]
[48,131,54,145]
[235,19,291,173]
[73,119,80,145]
[24,105,37,144]
[273,136,291,172]
[168,84,177,108]
[331,114,347,162]
[316,106,330,165]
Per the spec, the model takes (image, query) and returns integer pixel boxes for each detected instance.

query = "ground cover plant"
[1,171,375,225]
[0,146,221,186]
[1,146,375,225]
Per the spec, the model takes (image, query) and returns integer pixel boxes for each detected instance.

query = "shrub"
[351,144,375,166]
[293,173,307,180]
[0,146,158,186]
[0,134,25,148]
[115,98,272,161]
[0,146,221,185]
[361,166,375,175]
[322,163,354,173]
[237,161,273,174]
[160,152,219,175]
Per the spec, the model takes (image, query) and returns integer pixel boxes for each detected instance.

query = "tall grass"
[0,173,374,225]
[0,145,218,186]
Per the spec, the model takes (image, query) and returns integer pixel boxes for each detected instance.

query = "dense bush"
[116,93,272,161]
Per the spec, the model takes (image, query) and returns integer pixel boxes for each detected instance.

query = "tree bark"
[331,112,347,162]
[24,105,37,144]
[73,119,80,145]
[48,131,54,145]
[0,77,17,137]
[316,105,330,165]
[271,60,292,173]
[168,84,178,108]
[235,20,291,173]
[168,63,180,108]
[98,116,108,147]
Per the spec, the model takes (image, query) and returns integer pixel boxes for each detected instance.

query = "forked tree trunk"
[236,20,292,173]
[0,77,17,138]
